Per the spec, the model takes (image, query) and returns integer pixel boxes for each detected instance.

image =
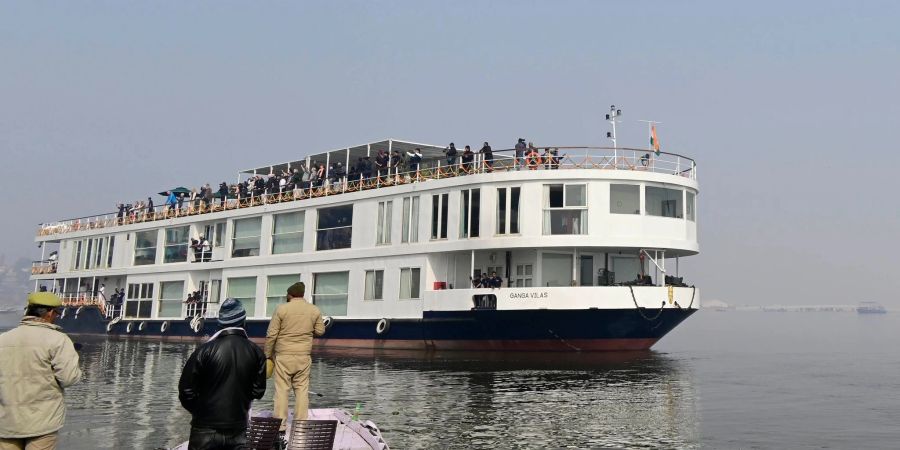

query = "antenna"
[606,105,622,149]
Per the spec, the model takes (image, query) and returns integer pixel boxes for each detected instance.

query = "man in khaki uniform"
[0,292,82,450]
[265,282,325,433]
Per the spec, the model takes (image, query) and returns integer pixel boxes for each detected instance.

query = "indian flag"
[650,125,660,155]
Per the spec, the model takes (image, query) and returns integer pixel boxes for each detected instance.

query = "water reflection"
[60,339,699,449]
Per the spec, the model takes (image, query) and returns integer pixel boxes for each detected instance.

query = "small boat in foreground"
[170,408,389,450]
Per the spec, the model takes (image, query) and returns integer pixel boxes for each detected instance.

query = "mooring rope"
[628,285,666,321]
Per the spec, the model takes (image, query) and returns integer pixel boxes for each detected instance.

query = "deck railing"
[36,147,695,237]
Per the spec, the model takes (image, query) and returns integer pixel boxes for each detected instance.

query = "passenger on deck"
[515,138,526,170]
[462,145,474,171]
[444,142,458,166]
[179,299,266,450]
[487,271,503,289]
[164,191,176,211]
[480,142,493,171]
[218,182,229,206]
[470,274,484,288]
[406,148,423,175]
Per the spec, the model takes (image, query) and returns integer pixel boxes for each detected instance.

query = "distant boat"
[857,302,887,314]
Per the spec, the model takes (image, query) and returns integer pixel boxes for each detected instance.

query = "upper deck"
[36,141,696,238]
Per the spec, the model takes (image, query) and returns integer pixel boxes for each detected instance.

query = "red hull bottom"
[67,333,659,352]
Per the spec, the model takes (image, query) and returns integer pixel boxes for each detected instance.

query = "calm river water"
[1,311,898,449]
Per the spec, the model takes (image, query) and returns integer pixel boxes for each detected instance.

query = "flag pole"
[638,119,661,153]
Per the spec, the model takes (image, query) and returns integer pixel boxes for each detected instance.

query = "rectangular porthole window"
[543,184,588,235]
[164,226,190,263]
[272,212,304,254]
[133,230,157,266]
[364,270,384,300]
[313,272,349,316]
[316,205,353,250]
[686,191,696,221]
[401,196,419,243]
[157,281,184,318]
[232,217,262,257]
[376,201,393,245]
[460,189,481,238]
[266,274,301,317]
[399,267,421,299]
[646,186,684,218]
[430,194,449,239]
[226,277,257,317]
[610,184,640,215]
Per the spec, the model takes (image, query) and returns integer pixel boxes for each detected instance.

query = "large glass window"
[232,217,262,257]
[124,282,153,318]
[266,274,301,317]
[399,267,421,299]
[164,226,190,263]
[73,240,83,270]
[686,191,696,221]
[316,205,353,250]
[134,230,158,266]
[272,212,304,254]
[313,272,349,316]
[401,196,419,243]
[107,236,115,268]
[646,186,684,218]
[497,187,521,235]
[541,253,573,287]
[158,281,184,317]
[460,189,481,238]
[430,193,449,239]
[364,270,384,300]
[227,277,257,317]
[376,201,393,245]
[543,184,587,235]
[610,184,640,215]
[214,222,226,247]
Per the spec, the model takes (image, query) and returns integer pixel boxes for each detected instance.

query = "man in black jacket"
[178,298,266,450]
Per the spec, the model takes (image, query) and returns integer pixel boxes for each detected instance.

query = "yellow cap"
[27,292,62,307]
[266,359,274,379]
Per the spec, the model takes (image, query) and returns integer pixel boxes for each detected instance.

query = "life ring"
[375,318,390,335]
[138,321,147,331]
[126,322,134,333]
[74,306,83,318]
[190,315,203,334]
[322,316,333,331]
[160,321,169,333]
[525,151,542,170]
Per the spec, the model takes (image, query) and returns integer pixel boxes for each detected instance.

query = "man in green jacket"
[0,292,82,450]
[265,282,325,435]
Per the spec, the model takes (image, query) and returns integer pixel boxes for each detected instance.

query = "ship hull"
[56,306,695,352]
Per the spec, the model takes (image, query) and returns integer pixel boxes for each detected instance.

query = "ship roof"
[240,138,449,175]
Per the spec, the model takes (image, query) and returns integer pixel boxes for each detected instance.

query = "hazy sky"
[1,1,898,306]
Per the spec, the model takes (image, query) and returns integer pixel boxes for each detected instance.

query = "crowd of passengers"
[111,139,568,220]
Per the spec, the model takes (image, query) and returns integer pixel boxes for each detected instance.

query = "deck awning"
[239,139,448,176]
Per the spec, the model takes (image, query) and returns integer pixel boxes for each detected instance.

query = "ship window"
[399,267,421,300]
[316,205,353,251]
[610,184,640,215]
[497,187,521,235]
[272,212,304,254]
[73,240,82,270]
[364,270,384,301]
[232,217,262,257]
[227,277,257,317]
[266,274,301,317]
[401,196,420,243]
[85,239,93,270]
[541,253,573,287]
[157,281,184,318]
[107,236,115,268]
[686,191,696,221]
[543,184,587,235]
[124,282,153,318]
[164,226,190,263]
[313,272,349,316]
[430,193,449,239]
[133,230,158,266]
[214,222,226,247]
[376,201,393,245]
[646,187,683,218]
[460,189,481,238]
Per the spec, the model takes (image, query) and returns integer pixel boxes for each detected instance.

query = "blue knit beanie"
[218,298,246,326]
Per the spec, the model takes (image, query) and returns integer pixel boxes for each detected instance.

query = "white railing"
[36,147,695,237]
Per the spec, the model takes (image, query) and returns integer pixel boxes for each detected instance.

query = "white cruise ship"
[31,135,700,351]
